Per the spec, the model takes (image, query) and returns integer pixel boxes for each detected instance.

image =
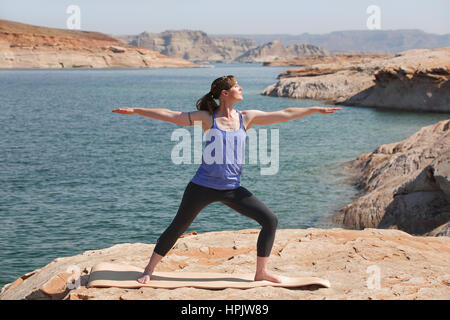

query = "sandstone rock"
[39,273,72,300]
[118,32,328,64]
[0,19,201,69]
[108,45,126,53]
[427,222,450,237]
[345,52,450,112]
[212,36,258,63]
[235,39,328,63]
[262,67,376,102]
[116,30,257,63]
[334,120,450,235]
[262,47,450,112]
[261,53,391,102]
[1,228,449,300]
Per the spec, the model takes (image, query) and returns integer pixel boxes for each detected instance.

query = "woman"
[112,75,341,284]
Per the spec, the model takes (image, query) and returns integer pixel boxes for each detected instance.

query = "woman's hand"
[112,107,136,115]
[313,106,342,114]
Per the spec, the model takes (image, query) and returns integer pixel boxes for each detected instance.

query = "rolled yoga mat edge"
[87,262,331,289]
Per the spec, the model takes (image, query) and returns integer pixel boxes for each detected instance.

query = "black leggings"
[154,181,278,257]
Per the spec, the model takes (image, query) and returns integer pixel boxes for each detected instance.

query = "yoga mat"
[87,262,331,289]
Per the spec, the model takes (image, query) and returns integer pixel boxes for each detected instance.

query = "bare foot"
[254,271,283,283]
[137,272,151,284]
[137,265,153,284]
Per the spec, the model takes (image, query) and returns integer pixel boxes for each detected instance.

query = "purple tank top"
[191,109,247,190]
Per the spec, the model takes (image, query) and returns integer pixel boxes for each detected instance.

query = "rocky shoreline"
[0,19,330,68]
[261,47,450,113]
[333,119,450,236]
[1,228,449,300]
[0,19,200,69]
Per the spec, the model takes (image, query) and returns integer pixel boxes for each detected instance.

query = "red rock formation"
[0,19,201,68]
[235,39,328,63]
[345,58,450,112]
[116,30,257,63]
[262,47,450,112]
[334,120,450,236]
[1,228,449,300]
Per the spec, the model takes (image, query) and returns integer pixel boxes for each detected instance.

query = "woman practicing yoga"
[112,75,341,284]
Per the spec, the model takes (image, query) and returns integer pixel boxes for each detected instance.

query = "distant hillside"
[0,19,198,69]
[235,39,328,63]
[0,19,117,41]
[213,30,450,54]
[113,30,327,63]
[114,30,256,63]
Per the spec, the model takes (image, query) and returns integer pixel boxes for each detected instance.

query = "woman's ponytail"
[196,91,218,114]
[195,75,237,115]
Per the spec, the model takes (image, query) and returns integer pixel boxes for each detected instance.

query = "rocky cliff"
[115,30,257,63]
[333,120,450,236]
[216,30,450,54]
[116,32,328,63]
[235,39,328,63]
[1,228,449,300]
[0,19,200,69]
[261,47,450,113]
[343,50,450,112]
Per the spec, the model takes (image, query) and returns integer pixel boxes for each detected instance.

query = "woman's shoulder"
[190,109,212,119]
[239,109,257,132]
[240,109,258,116]
[240,109,260,121]
[190,109,213,131]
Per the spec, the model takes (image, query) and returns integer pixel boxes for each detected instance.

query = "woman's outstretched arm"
[243,106,341,130]
[112,107,209,126]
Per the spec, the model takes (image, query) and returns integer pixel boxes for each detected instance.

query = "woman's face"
[223,82,243,102]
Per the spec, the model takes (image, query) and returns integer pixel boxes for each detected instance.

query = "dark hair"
[196,75,237,114]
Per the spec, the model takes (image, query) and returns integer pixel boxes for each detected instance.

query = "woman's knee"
[262,211,278,231]
[270,212,279,229]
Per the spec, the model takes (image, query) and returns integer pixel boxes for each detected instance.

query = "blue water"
[0,63,448,288]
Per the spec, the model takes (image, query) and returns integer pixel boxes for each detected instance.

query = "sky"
[0,0,449,36]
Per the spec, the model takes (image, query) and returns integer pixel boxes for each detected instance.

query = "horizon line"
[111,28,450,37]
[1,18,449,37]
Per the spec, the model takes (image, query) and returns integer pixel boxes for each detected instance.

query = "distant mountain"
[113,30,327,63]
[114,30,257,63]
[235,39,328,63]
[0,19,198,69]
[212,30,450,54]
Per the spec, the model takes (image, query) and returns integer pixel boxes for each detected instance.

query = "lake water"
[0,63,448,288]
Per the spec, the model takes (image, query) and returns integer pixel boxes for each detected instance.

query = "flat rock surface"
[1,228,449,300]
